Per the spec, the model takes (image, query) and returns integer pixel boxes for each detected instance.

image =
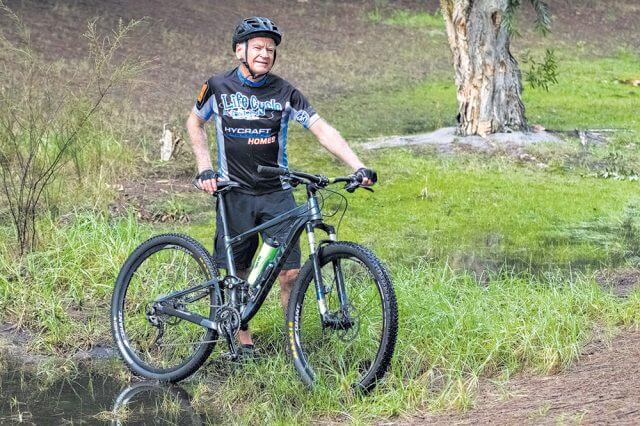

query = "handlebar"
[191,178,240,193]
[256,165,372,193]
[193,167,373,195]
[255,165,287,177]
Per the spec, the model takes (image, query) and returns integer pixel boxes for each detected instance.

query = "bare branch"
[0,4,148,254]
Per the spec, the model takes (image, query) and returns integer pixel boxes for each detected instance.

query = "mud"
[413,329,640,425]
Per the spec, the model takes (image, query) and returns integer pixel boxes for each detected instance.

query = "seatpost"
[216,193,237,277]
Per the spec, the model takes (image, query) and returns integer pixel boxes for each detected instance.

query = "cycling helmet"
[232,17,281,51]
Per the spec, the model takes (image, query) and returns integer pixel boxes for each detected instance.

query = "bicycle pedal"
[220,346,260,363]
[220,351,240,362]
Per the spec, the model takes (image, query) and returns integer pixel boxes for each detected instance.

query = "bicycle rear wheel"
[286,242,398,391]
[111,234,219,382]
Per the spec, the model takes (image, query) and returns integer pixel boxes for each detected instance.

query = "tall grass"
[0,7,147,254]
[0,213,150,353]
[1,205,637,423]
[181,263,638,423]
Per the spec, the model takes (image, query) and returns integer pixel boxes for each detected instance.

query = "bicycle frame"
[154,182,341,332]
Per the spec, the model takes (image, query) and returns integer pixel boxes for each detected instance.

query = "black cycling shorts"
[214,190,302,271]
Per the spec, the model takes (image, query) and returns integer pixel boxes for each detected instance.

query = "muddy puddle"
[0,361,210,424]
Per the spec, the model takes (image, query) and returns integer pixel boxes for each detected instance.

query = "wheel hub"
[324,305,360,341]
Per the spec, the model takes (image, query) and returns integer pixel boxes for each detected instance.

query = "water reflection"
[0,360,213,424]
[0,361,118,424]
[110,381,202,425]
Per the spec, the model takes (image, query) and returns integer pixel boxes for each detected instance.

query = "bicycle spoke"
[113,236,219,377]
[296,253,385,387]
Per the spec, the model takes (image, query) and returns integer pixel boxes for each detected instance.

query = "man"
[186,16,376,351]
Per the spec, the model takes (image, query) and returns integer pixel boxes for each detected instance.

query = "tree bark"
[441,0,527,136]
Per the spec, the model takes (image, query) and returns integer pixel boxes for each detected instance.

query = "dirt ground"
[416,328,640,425]
[2,1,640,423]
[4,0,639,137]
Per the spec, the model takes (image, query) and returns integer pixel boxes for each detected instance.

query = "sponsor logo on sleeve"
[294,110,310,126]
[195,82,212,110]
[197,83,208,103]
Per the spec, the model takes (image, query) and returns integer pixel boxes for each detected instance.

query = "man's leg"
[213,191,258,348]
[278,268,300,310]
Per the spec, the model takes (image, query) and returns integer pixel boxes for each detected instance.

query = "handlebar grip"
[257,165,288,176]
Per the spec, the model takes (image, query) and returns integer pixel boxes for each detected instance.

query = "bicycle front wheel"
[287,242,398,391]
[111,234,219,382]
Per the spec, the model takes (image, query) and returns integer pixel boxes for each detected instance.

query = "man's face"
[237,37,276,75]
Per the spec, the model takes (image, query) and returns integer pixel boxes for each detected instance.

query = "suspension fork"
[307,222,350,318]
[332,255,349,311]
[306,222,329,317]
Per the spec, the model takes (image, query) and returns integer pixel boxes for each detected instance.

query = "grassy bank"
[2,212,639,423]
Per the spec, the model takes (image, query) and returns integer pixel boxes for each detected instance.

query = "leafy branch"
[522,48,558,91]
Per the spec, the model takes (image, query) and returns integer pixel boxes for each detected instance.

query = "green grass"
[188,146,640,271]
[525,50,640,132]
[2,147,639,423]
[327,79,458,140]
[269,48,640,271]
[0,213,151,353]
[368,9,444,30]
[312,49,640,140]
[180,265,636,423]
[330,150,640,269]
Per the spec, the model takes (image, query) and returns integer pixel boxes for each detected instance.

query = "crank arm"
[223,325,239,359]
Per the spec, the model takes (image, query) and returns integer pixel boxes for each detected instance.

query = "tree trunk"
[441,0,527,136]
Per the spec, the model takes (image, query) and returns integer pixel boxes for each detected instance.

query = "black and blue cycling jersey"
[193,67,319,194]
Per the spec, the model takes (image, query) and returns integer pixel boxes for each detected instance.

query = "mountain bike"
[111,166,398,391]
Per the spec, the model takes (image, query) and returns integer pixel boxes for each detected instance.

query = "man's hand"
[355,167,377,187]
[197,169,218,194]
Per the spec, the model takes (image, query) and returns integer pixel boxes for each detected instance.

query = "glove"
[196,169,218,182]
[355,167,378,185]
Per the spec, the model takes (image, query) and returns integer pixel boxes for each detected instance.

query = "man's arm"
[309,118,377,186]
[186,111,217,193]
[309,118,365,171]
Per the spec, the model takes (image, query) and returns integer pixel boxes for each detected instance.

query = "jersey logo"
[220,92,282,120]
[196,82,212,110]
[197,84,207,102]
[224,127,272,137]
[248,136,276,145]
[294,110,310,126]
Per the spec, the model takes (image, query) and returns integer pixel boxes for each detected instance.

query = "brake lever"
[344,174,374,193]
[344,181,359,193]
[279,173,302,188]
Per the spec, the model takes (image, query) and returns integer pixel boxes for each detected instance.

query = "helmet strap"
[242,41,258,79]
[240,40,274,82]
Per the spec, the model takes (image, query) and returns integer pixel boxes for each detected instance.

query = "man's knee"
[278,268,299,286]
